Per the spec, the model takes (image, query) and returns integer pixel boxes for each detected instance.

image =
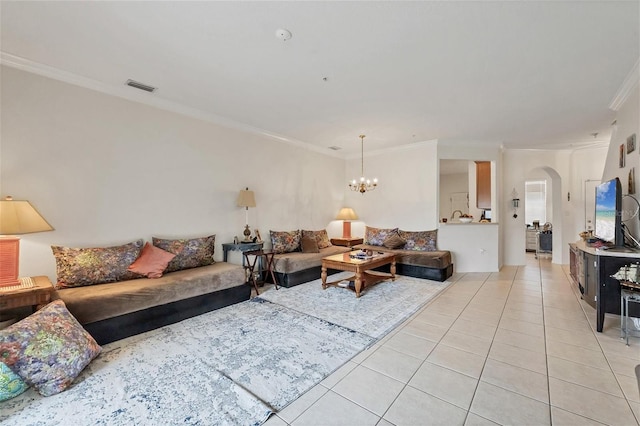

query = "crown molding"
[0,52,343,159]
[609,58,639,111]
[344,138,439,160]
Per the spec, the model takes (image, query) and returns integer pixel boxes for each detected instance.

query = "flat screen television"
[594,177,624,246]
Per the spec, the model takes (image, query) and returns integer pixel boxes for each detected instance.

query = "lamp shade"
[0,197,53,235]
[335,207,358,221]
[0,197,53,287]
[236,188,256,208]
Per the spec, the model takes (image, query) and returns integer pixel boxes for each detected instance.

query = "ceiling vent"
[125,79,157,93]
[328,146,342,151]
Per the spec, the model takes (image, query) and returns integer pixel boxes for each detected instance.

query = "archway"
[525,166,563,264]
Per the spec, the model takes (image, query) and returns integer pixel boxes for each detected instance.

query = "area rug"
[259,271,452,339]
[1,273,451,425]
[1,298,374,425]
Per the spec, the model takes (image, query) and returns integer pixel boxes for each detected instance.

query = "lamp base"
[0,236,20,287]
[243,224,252,242]
[342,221,352,239]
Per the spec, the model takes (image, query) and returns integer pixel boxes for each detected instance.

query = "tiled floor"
[263,254,640,425]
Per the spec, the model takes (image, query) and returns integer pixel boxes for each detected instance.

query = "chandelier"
[349,134,378,193]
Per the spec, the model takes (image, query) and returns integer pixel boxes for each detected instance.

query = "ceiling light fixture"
[349,135,378,194]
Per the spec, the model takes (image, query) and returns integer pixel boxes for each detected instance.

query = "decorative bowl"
[459,217,473,223]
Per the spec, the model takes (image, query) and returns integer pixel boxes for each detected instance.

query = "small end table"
[0,276,54,312]
[331,237,364,247]
[242,250,279,296]
[221,242,264,265]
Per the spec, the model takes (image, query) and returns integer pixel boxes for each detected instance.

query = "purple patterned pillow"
[52,240,144,288]
[399,229,437,251]
[152,235,215,273]
[0,300,101,397]
[270,230,302,254]
[302,229,332,249]
[365,226,399,246]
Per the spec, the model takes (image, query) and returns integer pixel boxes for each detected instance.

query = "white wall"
[601,86,640,243]
[343,141,439,237]
[439,172,468,220]
[502,148,608,265]
[1,66,346,280]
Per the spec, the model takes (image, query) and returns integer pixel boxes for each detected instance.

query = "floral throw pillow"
[0,300,101,397]
[0,361,28,401]
[152,235,215,273]
[365,226,399,246]
[399,229,438,251]
[302,229,332,249]
[270,230,302,254]
[52,239,144,288]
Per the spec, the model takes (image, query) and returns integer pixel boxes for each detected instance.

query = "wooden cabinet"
[475,161,491,209]
[568,241,640,332]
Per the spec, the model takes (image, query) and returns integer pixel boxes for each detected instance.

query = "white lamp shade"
[237,188,256,208]
[336,207,358,221]
[0,198,53,235]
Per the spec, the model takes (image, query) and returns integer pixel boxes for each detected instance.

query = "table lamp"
[0,196,53,287]
[336,207,358,239]
[236,187,256,242]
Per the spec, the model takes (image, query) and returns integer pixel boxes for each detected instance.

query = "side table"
[242,250,279,296]
[221,242,264,265]
[331,237,364,247]
[0,276,54,313]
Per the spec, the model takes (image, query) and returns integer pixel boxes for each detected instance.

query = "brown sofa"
[54,262,249,345]
[353,244,453,282]
[272,245,352,287]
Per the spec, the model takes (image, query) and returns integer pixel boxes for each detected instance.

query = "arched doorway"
[525,166,563,264]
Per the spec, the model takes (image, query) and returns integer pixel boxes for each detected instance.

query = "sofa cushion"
[383,234,406,249]
[365,226,399,246]
[302,229,332,249]
[127,242,176,278]
[273,246,351,274]
[152,235,215,273]
[270,230,302,254]
[0,361,28,401]
[0,300,101,397]
[54,262,246,325]
[399,229,438,251]
[52,240,144,288]
[354,244,451,269]
[301,235,320,253]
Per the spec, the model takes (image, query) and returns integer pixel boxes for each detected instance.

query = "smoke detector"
[275,28,292,41]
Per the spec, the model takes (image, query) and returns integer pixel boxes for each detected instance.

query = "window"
[525,180,546,225]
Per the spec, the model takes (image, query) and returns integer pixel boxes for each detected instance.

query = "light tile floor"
[263,253,640,425]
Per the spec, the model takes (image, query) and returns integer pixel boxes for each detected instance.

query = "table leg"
[391,259,396,281]
[321,264,327,289]
[355,271,362,298]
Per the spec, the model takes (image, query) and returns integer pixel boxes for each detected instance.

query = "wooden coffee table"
[321,252,396,297]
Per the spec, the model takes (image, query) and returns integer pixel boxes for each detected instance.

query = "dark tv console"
[569,240,640,332]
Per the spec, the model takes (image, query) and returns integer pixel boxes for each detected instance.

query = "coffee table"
[321,252,396,298]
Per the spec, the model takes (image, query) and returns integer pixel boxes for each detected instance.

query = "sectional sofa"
[50,236,249,344]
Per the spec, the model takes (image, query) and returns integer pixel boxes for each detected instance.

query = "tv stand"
[569,240,640,332]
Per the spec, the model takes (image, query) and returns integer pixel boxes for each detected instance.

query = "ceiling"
[1,1,638,157]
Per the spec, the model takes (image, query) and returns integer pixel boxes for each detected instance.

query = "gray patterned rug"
[1,273,451,425]
[259,271,452,339]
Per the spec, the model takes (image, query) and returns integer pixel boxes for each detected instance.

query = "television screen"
[594,177,622,245]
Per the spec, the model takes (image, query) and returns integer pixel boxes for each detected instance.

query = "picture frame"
[620,144,625,168]
[628,133,637,154]
[254,229,262,242]
[630,168,636,194]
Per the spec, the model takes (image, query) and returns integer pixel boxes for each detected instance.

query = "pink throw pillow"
[128,242,176,278]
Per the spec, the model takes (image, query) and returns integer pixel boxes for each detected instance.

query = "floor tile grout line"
[373,271,491,424]
[555,258,640,421]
